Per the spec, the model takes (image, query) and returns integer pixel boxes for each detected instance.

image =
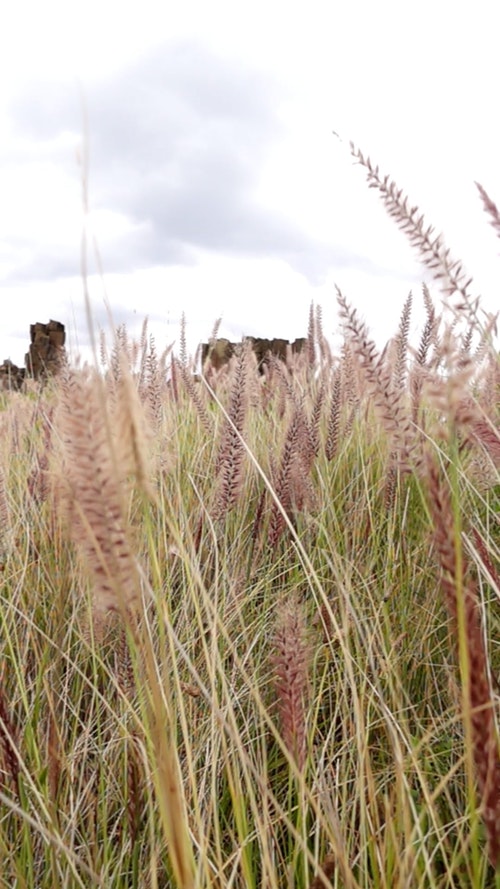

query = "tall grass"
[0,148,499,887]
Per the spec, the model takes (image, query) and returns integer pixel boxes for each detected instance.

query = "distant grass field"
[0,144,499,888]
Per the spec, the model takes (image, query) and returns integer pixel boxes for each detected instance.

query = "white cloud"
[1,0,499,367]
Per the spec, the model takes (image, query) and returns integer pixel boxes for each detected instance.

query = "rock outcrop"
[26,320,66,379]
[201,336,306,373]
[0,360,25,392]
[0,320,66,391]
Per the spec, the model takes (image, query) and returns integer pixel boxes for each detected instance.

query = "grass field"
[0,145,499,888]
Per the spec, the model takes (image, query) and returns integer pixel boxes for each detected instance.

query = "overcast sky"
[1,0,499,366]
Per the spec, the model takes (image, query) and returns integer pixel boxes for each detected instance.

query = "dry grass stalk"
[410,325,435,426]
[47,705,63,804]
[27,427,51,505]
[55,368,141,618]
[0,463,11,567]
[428,460,500,866]
[421,285,440,353]
[250,486,267,548]
[268,406,310,548]
[472,316,499,371]
[139,335,164,430]
[272,595,310,770]
[200,318,223,387]
[325,368,341,461]
[268,353,301,413]
[383,458,398,514]
[458,325,474,367]
[112,363,155,500]
[340,340,359,407]
[179,311,188,368]
[150,715,195,889]
[337,289,415,472]
[0,676,20,799]
[175,357,212,433]
[213,344,250,519]
[310,381,324,458]
[476,181,500,240]
[471,530,500,601]
[350,142,481,327]
[274,361,289,420]
[137,316,150,380]
[315,303,333,369]
[99,328,108,368]
[169,352,179,402]
[307,300,317,369]
[409,285,442,419]
[468,418,500,468]
[109,324,131,386]
[116,622,136,696]
[391,292,412,392]
[126,732,144,845]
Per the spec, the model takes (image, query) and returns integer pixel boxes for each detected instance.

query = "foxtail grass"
[0,145,499,888]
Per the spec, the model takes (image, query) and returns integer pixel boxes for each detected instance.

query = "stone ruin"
[201,336,307,373]
[0,360,25,392]
[26,320,65,379]
[0,320,66,392]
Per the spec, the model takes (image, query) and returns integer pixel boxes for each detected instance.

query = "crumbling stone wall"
[0,320,65,391]
[26,320,66,379]
[201,336,306,373]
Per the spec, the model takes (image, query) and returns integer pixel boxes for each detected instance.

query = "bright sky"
[1,0,499,366]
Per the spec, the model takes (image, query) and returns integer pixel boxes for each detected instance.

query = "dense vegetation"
[0,145,499,888]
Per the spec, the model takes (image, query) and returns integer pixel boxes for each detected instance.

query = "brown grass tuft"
[0,672,20,799]
[213,343,251,520]
[126,732,144,845]
[55,368,142,619]
[427,459,500,866]
[271,595,311,770]
[309,853,336,889]
[268,405,312,548]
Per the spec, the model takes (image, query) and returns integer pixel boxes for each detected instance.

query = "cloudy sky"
[1,0,499,366]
